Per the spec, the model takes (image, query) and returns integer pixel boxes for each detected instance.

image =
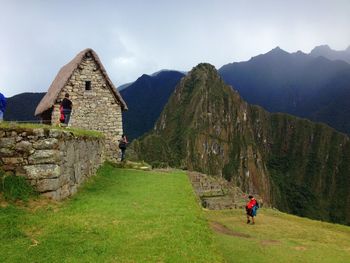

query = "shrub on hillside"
[150,161,169,169]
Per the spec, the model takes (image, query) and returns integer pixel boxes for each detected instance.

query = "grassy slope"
[0,164,222,262]
[1,164,350,262]
[206,209,350,263]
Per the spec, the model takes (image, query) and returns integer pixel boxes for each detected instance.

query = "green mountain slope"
[134,63,350,225]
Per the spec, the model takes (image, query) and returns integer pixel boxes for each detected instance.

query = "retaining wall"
[0,126,104,200]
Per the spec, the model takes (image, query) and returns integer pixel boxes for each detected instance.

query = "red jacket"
[247,198,257,209]
[59,105,65,123]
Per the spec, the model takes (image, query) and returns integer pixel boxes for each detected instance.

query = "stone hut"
[35,48,128,161]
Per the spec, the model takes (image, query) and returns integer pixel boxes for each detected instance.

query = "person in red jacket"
[246,195,258,224]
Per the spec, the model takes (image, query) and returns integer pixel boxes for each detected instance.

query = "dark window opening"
[85,81,92,91]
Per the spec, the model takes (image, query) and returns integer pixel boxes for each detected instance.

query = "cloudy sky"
[1,0,350,97]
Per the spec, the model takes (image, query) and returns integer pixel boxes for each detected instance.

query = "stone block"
[1,157,24,165]
[42,190,60,200]
[23,164,61,179]
[60,184,71,199]
[0,148,15,156]
[28,150,60,164]
[15,140,33,152]
[70,184,78,195]
[33,138,59,150]
[49,129,62,138]
[0,137,16,148]
[59,173,71,185]
[74,163,83,183]
[36,178,60,192]
[33,128,45,137]
[1,164,16,171]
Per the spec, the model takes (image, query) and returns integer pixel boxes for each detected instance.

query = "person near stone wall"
[0,92,6,121]
[60,93,72,125]
[118,134,128,161]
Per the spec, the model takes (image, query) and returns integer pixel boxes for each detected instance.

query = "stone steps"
[188,171,248,210]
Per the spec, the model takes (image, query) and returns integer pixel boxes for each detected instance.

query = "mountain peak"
[309,44,350,63]
[188,63,219,79]
[248,46,290,62]
[193,63,217,71]
[311,45,331,52]
[138,74,151,80]
[293,50,307,56]
[268,46,289,55]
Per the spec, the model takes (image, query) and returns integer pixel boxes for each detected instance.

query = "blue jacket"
[0,93,6,112]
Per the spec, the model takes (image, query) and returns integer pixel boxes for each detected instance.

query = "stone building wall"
[51,55,123,161]
[0,126,104,200]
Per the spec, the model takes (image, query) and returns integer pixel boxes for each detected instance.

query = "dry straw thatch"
[35,48,128,116]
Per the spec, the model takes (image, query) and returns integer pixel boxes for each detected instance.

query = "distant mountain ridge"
[120,70,185,140]
[219,46,350,134]
[4,92,45,122]
[310,44,350,64]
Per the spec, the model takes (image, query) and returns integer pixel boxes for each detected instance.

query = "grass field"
[1,164,350,262]
[0,164,222,262]
[206,209,350,263]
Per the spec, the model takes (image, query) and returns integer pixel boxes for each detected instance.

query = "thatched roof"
[35,48,128,116]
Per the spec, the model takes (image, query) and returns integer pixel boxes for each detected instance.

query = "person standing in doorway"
[0,92,6,122]
[119,134,128,161]
[60,93,72,125]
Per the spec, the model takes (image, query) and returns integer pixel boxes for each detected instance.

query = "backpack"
[252,201,259,216]
[119,141,126,149]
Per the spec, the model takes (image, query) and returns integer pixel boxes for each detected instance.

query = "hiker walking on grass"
[246,195,259,224]
[0,92,6,121]
[119,134,128,161]
[60,93,72,125]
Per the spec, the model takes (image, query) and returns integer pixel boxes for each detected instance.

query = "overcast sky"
[1,0,350,97]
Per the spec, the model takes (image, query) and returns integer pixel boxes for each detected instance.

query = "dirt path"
[210,221,251,238]
[210,221,281,247]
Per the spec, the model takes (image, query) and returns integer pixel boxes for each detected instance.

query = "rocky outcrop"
[0,125,104,200]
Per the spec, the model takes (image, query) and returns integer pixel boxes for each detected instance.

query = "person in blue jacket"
[0,92,6,121]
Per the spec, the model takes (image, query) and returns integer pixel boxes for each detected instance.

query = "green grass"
[0,164,222,262]
[0,121,103,138]
[0,172,37,201]
[1,164,350,262]
[206,208,350,263]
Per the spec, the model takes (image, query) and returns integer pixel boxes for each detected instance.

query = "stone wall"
[51,54,123,161]
[0,126,104,200]
[188,171,262,210]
